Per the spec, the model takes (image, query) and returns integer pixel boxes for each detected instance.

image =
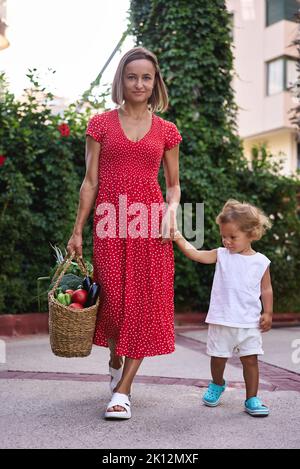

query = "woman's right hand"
[66,232,83,258]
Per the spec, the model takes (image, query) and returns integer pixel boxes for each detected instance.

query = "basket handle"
[50,250,73,285]
[76,255,89,278]
[49,251,88,295]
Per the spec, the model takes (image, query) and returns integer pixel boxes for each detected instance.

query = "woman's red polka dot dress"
[86,109,182,359]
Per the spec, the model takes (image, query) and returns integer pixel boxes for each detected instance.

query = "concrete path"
[0,326,299,449]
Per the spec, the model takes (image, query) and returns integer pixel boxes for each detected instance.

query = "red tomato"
[69,302,84,309]
[65,289,74,295]
[71,289,88,306]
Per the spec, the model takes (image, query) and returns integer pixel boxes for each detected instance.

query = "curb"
[175,312,300,326]
[0,311,299,337]
[0,313,49,337]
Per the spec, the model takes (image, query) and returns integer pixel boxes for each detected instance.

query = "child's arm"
[173,230,217,264]
[260,267,273,332]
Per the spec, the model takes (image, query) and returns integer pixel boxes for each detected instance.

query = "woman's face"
[123,59,156,105]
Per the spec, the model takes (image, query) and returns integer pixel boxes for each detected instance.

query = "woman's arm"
[67,136,100,256]
[174,231,217,264]
[260,267,273,332]
[160,145,181,243]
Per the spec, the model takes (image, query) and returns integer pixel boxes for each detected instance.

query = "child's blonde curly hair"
[216,199,272,241]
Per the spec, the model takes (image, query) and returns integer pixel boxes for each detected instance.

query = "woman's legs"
[108,339,123,370]
[107,339,143,412]
[240,354,259,400]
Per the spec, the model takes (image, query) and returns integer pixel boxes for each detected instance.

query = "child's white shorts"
[207,324,264,358]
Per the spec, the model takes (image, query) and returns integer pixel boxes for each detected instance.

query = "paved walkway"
[0,326,299,449]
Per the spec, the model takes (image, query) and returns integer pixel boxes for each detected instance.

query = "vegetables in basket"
[85,282,101,308]
[57,292,72,306]
[55,277,101,309]
[49,244,93,277]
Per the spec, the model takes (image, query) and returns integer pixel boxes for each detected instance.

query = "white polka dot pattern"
[85,109,182,359]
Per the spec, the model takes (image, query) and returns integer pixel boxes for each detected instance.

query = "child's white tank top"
[205,247,271,328]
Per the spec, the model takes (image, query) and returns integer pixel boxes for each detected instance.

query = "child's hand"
[159,208,177,244]
[173,230,183,241]
[259,313,273,332]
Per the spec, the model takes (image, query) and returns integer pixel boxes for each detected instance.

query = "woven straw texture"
[48,251,99,357]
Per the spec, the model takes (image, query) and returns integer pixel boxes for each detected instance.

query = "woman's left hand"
[159,207,178,244]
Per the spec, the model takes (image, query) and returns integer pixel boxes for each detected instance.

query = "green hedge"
[0,71,96,313]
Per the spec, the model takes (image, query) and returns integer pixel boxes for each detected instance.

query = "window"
[267,58,284,95]
[267,57,298,95]
[285,0,300,21]
[266,0,299,27]
[286,59,298,89]
[228,12,234,41]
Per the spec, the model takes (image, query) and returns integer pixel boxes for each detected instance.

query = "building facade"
[0,0,9,50]
[226,0,299,174]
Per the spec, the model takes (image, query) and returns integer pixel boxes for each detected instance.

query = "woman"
[67,46,182,419]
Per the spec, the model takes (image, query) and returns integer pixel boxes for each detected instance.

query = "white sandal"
[104,392,131,419]
[109,366,123,394]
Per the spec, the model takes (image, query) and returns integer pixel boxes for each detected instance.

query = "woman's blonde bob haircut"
[111,47,169,113]
[216,199,272,241]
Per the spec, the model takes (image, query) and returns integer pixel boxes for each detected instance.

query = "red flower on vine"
[58,123,70,137]
[0,155,6,166]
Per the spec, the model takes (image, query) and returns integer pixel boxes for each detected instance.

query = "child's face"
[219,222,252,254]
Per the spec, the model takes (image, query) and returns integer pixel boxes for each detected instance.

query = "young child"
[174,199,273,417]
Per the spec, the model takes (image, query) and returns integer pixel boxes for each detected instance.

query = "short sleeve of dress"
[164,120,182,151]
[86,113,106,143]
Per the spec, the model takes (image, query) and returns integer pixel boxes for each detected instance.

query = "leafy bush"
[0,71,97,313]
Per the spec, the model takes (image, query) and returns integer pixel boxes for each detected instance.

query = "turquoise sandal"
[245,397,269,417]
[202,381,226,407]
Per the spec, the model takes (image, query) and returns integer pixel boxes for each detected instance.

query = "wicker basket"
[48,251,99,357]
